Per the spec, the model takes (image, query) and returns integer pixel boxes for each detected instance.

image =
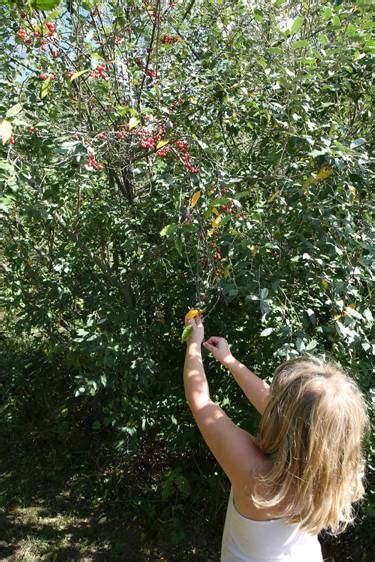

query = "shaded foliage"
[0,0,373,558]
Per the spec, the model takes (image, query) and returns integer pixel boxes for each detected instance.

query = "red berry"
[116,130,127,140]
[161,34,178,45]
[45,21,56,35]
[156,146,171,157]
[39,73,49,80]
[8,135,15,145]
[175,139,188,152]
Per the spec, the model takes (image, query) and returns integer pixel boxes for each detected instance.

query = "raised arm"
[203,337,271,415]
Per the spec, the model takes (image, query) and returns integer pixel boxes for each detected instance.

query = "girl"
[183,314,370,562]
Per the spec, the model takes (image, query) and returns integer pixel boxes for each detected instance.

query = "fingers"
[205,336,221,346]
[195,314,203,327]
[203,341,215,352]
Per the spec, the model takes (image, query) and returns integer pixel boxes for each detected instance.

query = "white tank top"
[221,486,323,562]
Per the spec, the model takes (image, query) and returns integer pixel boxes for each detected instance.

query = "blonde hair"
[252,355,370,535]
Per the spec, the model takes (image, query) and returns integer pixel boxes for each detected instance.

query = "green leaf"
[175,237,183,257]
[160,224,178,237]
[181,325,193,343]
[31,0,61,10]
[208,197,230,207]
[70,69,90,81]
[260,327,274,337]
[6,103,22,118]
[0,120,12,144]
[292,39,308,49]
[289,16,304,35]
[41,78,52,99]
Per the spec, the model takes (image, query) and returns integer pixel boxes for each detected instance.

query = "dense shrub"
[1,0,373,550]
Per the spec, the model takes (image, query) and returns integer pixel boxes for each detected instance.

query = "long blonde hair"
[252,356,370,535]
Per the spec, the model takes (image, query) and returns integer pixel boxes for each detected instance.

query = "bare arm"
[222,355,270,415]
[203,337,271,415]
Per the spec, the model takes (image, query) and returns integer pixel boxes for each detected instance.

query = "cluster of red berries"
[86,153,104,171]
[39,72,55,80]
[145,68,156,78]
[116,130,128,140]
[90,64,108,80]
[138,125,166,150]
[161,34,179,45]
[134,58,156,78]
[45,21,56,36]
[16,28,32,45]
[175,139,199,173]
[8,136,15,145]
[156,145,171,157]
[221,201,234,213]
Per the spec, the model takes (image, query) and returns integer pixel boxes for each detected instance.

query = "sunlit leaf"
[70,69,90,81]
[190,190,201,208]
[31,0,61,9]
[128,116,140,130]
[0,120,12,144]
[156,139,169,149]
[315,166,333,181]
[181,325,193,343]
[289,16,304,35]
[211,215,222,228]
[160,224,178,237]
[41,78,52,99]
[6,104,22,118]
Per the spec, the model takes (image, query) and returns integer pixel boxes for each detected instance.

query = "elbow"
[185,392,211,412]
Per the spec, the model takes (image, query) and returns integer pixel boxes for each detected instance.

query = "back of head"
[252,356,370,535]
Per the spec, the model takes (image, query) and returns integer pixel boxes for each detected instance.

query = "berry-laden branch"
[137,0,161,112]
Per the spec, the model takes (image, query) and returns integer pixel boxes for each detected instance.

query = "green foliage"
[0,0,373,550]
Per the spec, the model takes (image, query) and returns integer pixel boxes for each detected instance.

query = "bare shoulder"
[231,444,279,521]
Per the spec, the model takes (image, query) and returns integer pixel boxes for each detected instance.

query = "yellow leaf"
[211,207,219,216]
[321,279,329,289]
[347,303,356,309]
[223,265,231,279]
[348,185,357,199]
[248,244,257,256]
[70,69,90,81]
[267,191,280,203]
[185,309,204,322]
[0,120,12,144]
[156,139,169,149]
[190,190,201,208]
[128,116,139,130]
[211,215,222,229]
[303,166,333,192]
[316,166,333,181]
